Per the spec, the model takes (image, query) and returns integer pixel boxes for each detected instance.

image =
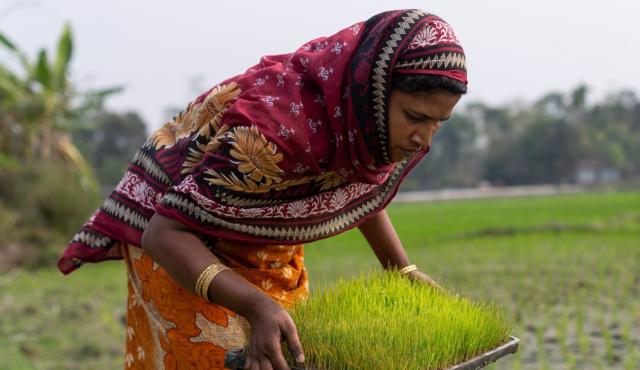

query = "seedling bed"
[225,272,517,370]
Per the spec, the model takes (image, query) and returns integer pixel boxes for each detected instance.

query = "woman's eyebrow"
[406,109,431,119]
[407,109,451,122]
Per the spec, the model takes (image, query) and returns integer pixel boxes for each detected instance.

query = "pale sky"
[2,0,639,131]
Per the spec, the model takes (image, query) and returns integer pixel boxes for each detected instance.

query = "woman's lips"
[400,148,419,158]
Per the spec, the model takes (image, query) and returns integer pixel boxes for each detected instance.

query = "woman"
[58,9,467,370]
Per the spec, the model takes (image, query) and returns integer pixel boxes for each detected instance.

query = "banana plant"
[0,31,41,160]
[0,23,120,178]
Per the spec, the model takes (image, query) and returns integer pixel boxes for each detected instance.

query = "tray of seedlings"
[225,271,518,370]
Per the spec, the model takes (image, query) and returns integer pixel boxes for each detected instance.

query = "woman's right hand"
[244,297,305,370]
[142,215,305,369]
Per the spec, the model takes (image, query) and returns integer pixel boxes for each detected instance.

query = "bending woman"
[58,9,468,370]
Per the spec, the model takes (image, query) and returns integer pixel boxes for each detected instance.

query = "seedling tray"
[224,336,520,370]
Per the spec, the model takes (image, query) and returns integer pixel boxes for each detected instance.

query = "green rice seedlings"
[598,313,615,365]
[564,302,579,369]
[575,306,590,357]
[288,271,514,370]
[555,310,569,362]
[534,317,548,370]
[623,347,638,370]
[622,320,636,370]
[510,344,523,370]
[621,318,631,347]
[566,352,577,370]
[635,299,640,328]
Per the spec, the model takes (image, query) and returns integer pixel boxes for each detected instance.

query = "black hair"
[391,74,467,95]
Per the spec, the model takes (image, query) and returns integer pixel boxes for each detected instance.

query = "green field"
[1,191,639,369]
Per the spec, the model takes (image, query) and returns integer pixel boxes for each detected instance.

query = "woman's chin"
[390,153,406,163]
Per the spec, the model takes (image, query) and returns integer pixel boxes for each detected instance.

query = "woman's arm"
[358,209,444,290]
[141,213,305,370]
[357,209,411,269]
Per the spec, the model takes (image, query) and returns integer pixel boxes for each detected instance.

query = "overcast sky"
[2,0,639,130]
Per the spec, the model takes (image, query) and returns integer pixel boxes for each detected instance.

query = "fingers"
[267,340,290,370]
[282,318,305,364]
[247,301,300,370]
[424,275,444,291]
[248,336,291,370]
[250,357,260,370]
[422,273,445,292]
[408,270,446,292]
[246,353,282,370]
[432,280,446,292]
[259,358,274,370]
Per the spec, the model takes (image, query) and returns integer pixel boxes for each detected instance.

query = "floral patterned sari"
[123,241,308,369]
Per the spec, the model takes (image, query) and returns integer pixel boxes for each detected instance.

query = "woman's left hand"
[406,270,445,292]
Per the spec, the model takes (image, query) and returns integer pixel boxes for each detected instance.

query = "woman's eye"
[405,112,422,122]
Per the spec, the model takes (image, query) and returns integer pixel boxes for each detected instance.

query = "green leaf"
[53,23,73,90]
[71,85,124,117]
[0,152,19,170]
[88,86,124,98]
[0,31,18,52]
[0,31,31,72]
[0,65,23,97]
[34,49,52,90]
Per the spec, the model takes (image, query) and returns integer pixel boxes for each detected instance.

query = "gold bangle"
[399,264,418,274]
[196,264,230,302]
[195,263,230,302]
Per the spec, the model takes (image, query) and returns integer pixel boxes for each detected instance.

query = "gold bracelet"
[195,263,230,302]
[196,263,230,302]
[399,264,418,274]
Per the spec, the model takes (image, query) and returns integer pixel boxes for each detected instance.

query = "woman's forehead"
[394,89,461,112]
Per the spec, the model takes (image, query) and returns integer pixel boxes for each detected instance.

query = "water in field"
[306,191,640,370]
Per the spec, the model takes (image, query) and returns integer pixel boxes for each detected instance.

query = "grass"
[0,261,125,370]
[288,271,514,370]
[1,189,639,369]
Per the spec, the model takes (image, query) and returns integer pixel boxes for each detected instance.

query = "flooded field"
[2,191,639,369]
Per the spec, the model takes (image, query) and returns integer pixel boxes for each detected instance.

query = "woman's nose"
[410,131,429,148]
[412,122,441,147]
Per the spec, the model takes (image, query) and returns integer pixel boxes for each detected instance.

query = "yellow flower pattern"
[181,125,231,175]
[204,125,288,193]
[315,171,346,191]
[148,83,241,150]
[229,126,284,184]
[147,81,348,196]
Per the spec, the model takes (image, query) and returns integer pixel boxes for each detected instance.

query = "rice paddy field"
[1,190,639,369]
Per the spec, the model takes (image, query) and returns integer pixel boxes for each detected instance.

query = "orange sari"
[122,241,308,369]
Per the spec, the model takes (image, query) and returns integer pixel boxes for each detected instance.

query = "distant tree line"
[405,85,640,190]
[73,112,147,186]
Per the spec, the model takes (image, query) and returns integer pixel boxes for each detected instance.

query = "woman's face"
[387,88,462,163]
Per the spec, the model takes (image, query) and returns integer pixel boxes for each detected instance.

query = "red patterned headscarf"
[59,9,467,274]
